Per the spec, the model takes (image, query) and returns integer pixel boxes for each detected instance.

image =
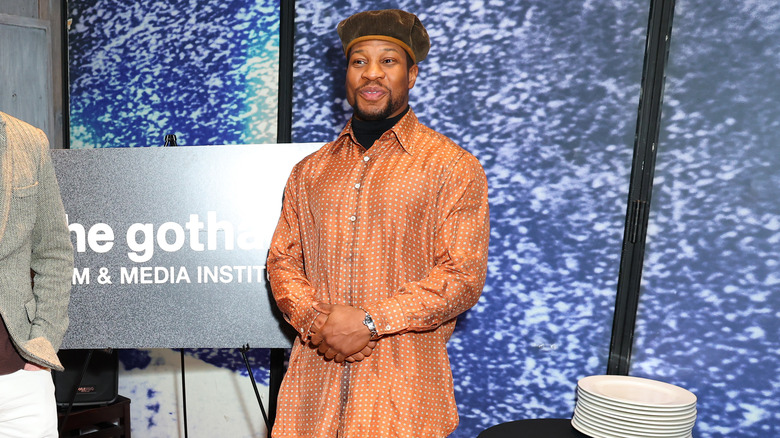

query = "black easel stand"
[178,347,280,436]
[240,345,270,430]
[58,349,94,436]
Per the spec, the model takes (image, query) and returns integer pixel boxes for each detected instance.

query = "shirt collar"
[338,108,419,155]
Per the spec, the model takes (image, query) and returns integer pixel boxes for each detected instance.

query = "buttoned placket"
[338,149,373,428]
[346,153,372,306]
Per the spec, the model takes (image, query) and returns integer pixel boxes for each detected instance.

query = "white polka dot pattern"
[267,109,490,437]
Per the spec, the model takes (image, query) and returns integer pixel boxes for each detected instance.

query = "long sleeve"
[361,152,489,336]
[28,145,74,352]
[267,162,320,340]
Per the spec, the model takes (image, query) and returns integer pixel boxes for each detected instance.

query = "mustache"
[356,82,390,93]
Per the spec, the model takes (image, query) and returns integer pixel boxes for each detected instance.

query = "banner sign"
[52,143,322,349]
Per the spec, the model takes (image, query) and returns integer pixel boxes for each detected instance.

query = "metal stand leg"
[240,345,270,431]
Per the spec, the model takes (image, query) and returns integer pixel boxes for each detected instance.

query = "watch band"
[362,312,379,339]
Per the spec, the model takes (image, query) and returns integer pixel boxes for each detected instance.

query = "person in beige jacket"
[0,111,74,438]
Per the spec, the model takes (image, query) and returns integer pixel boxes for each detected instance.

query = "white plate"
[575,401,696,430]
[574,409,693,436]
[577,389,697,418]
[579,375,697,409]
[574,407,695,436]
[572,415,627,438]
[578,387,697,414]
[573,414,692,438]
[573,412,692,438]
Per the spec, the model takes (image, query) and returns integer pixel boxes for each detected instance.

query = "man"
[0,111,74,438]
[267,9,489,438]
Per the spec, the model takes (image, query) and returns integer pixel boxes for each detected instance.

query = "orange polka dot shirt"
[267,109,490,438]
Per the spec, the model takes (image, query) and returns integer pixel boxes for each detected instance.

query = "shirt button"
[354,183,361,189]
[385,325,391,330]
[349,215,356,222]
[363,156,370,162]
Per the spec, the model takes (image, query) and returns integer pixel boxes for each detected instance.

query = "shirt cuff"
[287,305,321,339]
[362,298,409,336]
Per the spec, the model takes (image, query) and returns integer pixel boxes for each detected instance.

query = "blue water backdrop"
[68,0,279,148]
[632,1,780,437]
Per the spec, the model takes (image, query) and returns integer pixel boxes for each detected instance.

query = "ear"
[407,64,419,90]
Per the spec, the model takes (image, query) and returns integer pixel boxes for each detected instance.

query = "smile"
[359,87,387,101]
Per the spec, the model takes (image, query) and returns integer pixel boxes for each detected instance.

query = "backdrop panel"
[53,143,321,348]
[633,2,780,437]
[67,0,280,148]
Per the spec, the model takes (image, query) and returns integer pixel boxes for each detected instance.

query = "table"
[477,418,589,438]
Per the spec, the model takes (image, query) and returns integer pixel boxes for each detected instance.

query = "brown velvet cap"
[337,9,430,63]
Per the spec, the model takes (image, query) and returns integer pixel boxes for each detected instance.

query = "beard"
[351,87,407,121]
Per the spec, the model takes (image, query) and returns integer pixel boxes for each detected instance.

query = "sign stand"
[240,345,271,429]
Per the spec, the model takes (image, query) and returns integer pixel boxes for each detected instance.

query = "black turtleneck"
[351,106,410,150]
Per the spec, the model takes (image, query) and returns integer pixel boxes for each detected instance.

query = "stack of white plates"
[572,375,697,438]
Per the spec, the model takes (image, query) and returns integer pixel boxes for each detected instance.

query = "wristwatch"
[362,312,379,339]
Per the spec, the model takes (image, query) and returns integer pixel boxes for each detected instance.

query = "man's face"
[345,40,419,121]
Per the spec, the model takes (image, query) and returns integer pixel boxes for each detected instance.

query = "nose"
[362,61,385,80]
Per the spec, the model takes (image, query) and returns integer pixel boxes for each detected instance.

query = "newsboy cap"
[337,9,430,64]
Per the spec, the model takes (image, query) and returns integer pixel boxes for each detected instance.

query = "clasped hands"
[308,303,377,363]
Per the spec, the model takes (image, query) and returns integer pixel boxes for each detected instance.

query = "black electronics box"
[53,349,119,407]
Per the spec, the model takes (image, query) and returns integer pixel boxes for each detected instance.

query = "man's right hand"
[344,340,378,363]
